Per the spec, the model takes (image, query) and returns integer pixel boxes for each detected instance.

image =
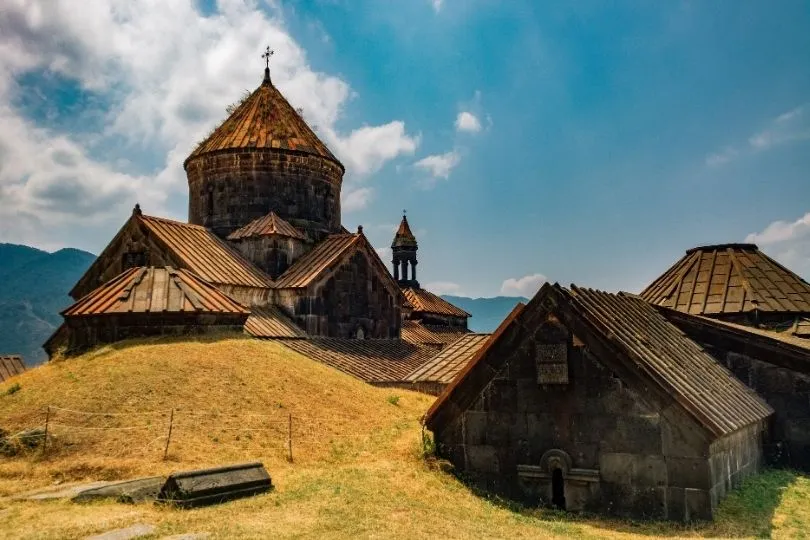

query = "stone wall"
[279,251,401,339]
[434,311,763,521]
[63,313,248,355]
[228,235,309,280]
[706,346,810,469]
[186,149,343,242]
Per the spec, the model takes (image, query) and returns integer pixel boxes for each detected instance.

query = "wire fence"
[2,405,379,463]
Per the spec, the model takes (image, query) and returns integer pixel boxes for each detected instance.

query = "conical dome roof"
[392,215,417,249]
[184,71,342,169]
[641,243,810,316]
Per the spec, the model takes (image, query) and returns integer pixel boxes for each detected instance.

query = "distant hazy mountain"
[441,295,529,333]
[0,243,96,366]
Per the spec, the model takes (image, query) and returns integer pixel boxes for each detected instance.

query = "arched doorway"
[551,468,566,509]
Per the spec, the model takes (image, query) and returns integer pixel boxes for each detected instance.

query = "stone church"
[47,59,469,356]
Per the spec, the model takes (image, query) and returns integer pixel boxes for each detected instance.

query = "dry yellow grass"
[0,334,808,539]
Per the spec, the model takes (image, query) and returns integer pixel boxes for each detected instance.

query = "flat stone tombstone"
[157,462,272,508]
[84,523,155,540]
[73,477,165,504]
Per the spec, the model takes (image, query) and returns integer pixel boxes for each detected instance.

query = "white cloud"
[745,212,810,280]
[705,146,738,167]
[749,104,810,150]
[424,281,463,296]
[342,187,373,212]
[431,0,443,13]
[500,273,548,298]
[455,111,481,133]
[375,246,392,261]
[414,150,460,185]
[0,0,420,252]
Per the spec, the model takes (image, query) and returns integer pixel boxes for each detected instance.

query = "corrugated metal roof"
[275,233,360,288]
[0,355,26,383]
[405,334,490,384]
[227,212,305,241]
[139,215,273,289]
[401,320,468,346]
[245,305,307,339]
[641,243,810,316]
[565,286,773,436]
[402,288,471,318]
[278,338,437,383]
[63,267,250,316]
[184,75,342,169]
[426,284,773,438]
[391,215,417,248]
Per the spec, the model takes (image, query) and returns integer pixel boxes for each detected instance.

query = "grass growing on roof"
[0,333,808,539]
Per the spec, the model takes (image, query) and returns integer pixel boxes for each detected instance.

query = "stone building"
[425,283,772,522]
[48,58,469,355]
[53,266,250,355]
[641,243,810,337]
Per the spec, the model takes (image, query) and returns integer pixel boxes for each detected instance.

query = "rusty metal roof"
[63,267,250,317]
[139,215,273,289]
[278,338,437,383]
[391,215,417,248]
[402,288,471,318]
[641,243,810,316]
[184,75,342,169]
[426,284,772,438]
[0,355,26,383]
[227,212,305,241]
[565,286,773,436]
[401,320,469,346]
[275,233,360,288]
[405,334,491,385]
[245,305,307,339]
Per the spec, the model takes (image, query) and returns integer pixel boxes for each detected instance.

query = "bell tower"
[391,212,419,288]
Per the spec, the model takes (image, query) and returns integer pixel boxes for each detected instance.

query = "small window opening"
[206,187,214,218]
[551,468,566,510]
[356,327,365,340]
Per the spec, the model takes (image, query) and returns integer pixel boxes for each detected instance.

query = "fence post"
[287,413,293,463]
[42,406,50,455]
[163,408,175,461]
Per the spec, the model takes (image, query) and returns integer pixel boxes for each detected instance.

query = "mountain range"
[0,243,525,366]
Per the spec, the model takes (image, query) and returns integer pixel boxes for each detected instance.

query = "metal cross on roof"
[262,46,274,69]
[403,209,407,216]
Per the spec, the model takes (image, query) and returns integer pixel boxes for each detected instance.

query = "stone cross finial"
[133,203,142,216]
[357,225,364,234]
[262,46,273,82]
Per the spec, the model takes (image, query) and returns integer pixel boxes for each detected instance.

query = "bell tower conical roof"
[183,67,342,170]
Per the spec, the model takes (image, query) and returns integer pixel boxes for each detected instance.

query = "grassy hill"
[0,335,808,539]
[0,243,96,365]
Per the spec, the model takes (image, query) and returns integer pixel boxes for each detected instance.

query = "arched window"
[355,326,365,340]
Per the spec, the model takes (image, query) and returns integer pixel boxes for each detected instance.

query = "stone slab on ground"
[13,481,115,501]
[73,477,165,504]
[159,534,211,540]
[84,523,155,540]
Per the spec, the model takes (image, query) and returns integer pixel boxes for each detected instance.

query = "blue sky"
[1,0,809,298]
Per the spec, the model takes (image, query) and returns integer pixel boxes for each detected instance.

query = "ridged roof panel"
[0,355,26,383]
[279,338,437,383]
[185,77,342,169]
[139,215,273,289]
[245,305,307,339]
[274,234,360,288]
[641,244,810,316]
[63,266,250,317]
[227,212,305,241]
[402,288,471,318]
[405,334,491,384]
[401,320,469,346]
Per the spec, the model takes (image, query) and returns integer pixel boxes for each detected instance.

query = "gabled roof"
[402,288,471,318]
[641,243,810,316]
[401,320,469,346]
[278,338,437,383]
[184,74,342,169]
[275,233,360,288]
[0,355,26,383]
[227,212,305,241]
[392,215,417,248]
[245,305,307,339]
[63,266,249,317]
[138,215,273,289]
[426,284,773,438]
[405,333,491,385]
